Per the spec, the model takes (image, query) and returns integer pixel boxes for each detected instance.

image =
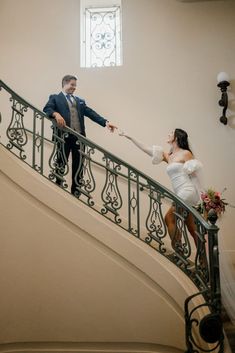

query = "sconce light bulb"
[217,72,230,83]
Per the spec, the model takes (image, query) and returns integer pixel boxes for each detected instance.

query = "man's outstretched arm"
[84,103,117,132]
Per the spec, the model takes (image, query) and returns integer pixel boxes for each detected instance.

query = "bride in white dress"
[120,128,235,326]
[119,128,202,248]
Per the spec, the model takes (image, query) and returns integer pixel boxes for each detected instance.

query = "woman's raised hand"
[118,130,153,157]
[118,130,130,138]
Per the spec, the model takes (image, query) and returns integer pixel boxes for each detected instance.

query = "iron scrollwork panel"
[101,156,122,224]
[145,186,167,253]
[48,126,69,190]
[128,169,140,237]
[193,220,209,287]
[74,141,96,206]
[172,205,192,259]
[7,97,28,160]
[32,112,45,173]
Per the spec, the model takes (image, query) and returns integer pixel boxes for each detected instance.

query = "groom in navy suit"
[43,74,116,195]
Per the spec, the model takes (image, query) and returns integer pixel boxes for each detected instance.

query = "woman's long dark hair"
[174,128,192,152]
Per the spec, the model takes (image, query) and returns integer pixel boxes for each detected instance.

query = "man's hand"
[53,112,66,128]
[106,121,118,133]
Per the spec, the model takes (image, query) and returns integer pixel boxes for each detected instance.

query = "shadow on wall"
[227,79,235,129]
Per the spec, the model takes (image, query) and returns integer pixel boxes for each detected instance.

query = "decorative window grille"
[80,0,122,68]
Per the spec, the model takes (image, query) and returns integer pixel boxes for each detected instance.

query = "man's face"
[63,79,77,94]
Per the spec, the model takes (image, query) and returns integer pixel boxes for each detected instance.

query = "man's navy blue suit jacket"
[43,92,107,136]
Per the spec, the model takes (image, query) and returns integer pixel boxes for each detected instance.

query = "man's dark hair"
[62,75,77,87]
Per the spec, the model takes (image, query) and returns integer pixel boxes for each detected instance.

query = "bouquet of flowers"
[196,188,228,217]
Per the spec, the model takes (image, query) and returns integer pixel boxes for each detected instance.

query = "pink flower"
[197,188,227,217]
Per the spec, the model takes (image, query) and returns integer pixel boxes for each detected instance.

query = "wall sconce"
[217,72,230,125]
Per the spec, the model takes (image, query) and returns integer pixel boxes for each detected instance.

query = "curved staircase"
[0,80,230,353]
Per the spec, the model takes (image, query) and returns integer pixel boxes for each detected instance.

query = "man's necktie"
[66,94,73,104]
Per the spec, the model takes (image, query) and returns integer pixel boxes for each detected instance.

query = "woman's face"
[167,130,175,144]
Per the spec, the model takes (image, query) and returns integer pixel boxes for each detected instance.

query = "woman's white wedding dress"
[166,162,201,206]
[152,145,202,206]
[119,132,235,325]
[152,144,235,325]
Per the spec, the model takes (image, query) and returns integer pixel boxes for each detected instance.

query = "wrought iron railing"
[0,80,224,352]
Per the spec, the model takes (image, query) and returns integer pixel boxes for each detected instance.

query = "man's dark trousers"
[56,134,83,195]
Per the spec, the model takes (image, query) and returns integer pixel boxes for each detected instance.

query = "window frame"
[80,0,122,68]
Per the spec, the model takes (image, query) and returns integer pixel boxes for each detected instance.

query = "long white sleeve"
[124,136,153,156]
[119,131,163,164]
[151,145,164,164]
[183,159,204,202]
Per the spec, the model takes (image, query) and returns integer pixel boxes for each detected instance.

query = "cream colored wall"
[0,0,235,261]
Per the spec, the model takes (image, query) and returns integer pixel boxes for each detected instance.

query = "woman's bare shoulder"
[182,150,194,161]
[163,151,170,163]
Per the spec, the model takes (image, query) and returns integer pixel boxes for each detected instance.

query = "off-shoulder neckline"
[168,159,197,165]
[167,161,184,165]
